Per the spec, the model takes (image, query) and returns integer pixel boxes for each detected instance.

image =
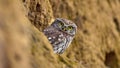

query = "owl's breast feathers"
[43,26,73,54]
[43,26,66,44]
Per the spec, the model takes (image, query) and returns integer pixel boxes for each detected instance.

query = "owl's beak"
[62,27,67,31]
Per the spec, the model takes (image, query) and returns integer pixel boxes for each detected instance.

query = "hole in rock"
[105,51,118,68]
[23,0,25,2]
[113,17,120,31]
[36,3,41,12]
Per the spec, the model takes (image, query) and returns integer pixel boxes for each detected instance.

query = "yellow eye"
[58,22,64,26]
[67,26,73,30]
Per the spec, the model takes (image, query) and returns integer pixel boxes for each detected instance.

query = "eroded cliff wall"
[0,0,120,68]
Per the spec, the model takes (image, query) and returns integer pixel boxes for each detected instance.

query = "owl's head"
[51,18,77,36]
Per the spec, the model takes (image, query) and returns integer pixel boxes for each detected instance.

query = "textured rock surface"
[24,0,53,31]
[0,0,31,68]
[0,0,120,68]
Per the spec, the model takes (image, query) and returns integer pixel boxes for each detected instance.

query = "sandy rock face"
[0,0,120,68]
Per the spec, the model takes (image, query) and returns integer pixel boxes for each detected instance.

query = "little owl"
[43,18,77,54]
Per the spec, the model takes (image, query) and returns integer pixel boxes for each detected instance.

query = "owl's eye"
[67,26,73,30]
[58,22,64,27]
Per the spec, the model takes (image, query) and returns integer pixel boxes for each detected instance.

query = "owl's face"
[51,18,77,36]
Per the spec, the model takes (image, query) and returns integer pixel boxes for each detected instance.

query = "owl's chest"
[44,27,70,44]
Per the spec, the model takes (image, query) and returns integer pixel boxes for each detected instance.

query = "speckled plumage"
[43,18,77,54]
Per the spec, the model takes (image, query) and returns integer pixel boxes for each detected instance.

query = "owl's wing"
[43,26,73,54]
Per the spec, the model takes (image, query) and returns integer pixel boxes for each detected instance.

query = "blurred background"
[0,0,120,68]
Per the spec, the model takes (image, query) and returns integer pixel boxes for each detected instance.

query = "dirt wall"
[0,0,120,68]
